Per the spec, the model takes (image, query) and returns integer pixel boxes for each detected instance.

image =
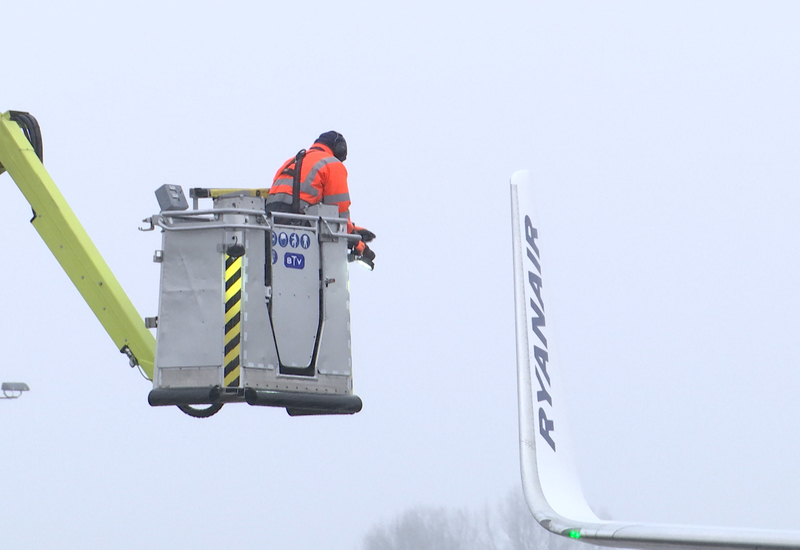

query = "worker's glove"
[348,240,376,270]
[353,226,376,243]
[358,244,376,271]
[349,242,376,270]
[353,240,366,255]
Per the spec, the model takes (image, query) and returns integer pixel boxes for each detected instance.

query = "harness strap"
[285,149,307,213]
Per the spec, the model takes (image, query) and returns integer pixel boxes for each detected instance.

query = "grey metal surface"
[158,366,221,388]
[234,204,281,376]
[242,369,347,393]
[154,227,224,374]
[316,210,352,376]
[270,224,321,370]
[155,184,189,212]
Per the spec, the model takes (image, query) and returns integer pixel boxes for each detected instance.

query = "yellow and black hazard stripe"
[224,254,243,387]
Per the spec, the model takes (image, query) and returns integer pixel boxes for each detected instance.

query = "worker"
[267,131,376,268]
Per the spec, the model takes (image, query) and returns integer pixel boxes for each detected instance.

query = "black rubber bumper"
[244,388,362,415]
[148,387,223,407]
[149,386,362,416]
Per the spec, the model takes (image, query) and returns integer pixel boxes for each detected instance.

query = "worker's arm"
[0,111,155,378]
[319,162,378,267]
[320,161,356,233]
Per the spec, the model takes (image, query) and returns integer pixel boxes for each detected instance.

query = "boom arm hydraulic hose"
[0,111,156,378]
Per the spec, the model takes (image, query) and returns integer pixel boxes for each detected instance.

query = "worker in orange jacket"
[267,131,376,267]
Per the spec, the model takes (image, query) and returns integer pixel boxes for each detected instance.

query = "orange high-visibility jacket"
[267,143,354,233]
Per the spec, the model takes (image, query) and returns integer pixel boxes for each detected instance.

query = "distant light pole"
[0,382,29,399]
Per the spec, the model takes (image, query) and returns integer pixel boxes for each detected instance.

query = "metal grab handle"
[166,207,270,218]
[267,211,350,225]
[269,213,362,242]
[154,220,273,232]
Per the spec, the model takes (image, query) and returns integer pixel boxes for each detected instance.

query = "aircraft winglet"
[510,170,800,550]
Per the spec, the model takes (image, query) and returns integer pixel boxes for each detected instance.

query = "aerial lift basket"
[144,186,363,417]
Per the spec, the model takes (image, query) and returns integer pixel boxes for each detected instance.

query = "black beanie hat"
[315,131,347,161]
[315,131,339,148]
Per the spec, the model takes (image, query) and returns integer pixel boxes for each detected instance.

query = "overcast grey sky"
[2,2,800,549]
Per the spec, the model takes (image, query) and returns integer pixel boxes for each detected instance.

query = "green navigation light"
[569,530,581,539]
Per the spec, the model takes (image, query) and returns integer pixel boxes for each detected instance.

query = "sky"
[1,1,800,549]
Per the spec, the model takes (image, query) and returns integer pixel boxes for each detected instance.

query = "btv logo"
[284,253,305,269]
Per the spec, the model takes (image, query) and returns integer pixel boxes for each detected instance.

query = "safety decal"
[224,254,243,388]
[284,253,305,270]
[289,233,299,248]
[300,234,310,249]
[271,249,278,264]
[278,232,288,247]
[271,232,277,246]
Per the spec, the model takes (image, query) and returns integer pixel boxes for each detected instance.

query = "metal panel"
[155,228,224,370]
[270,225,321,369]
[158,366,221,388]
[239,228,280,374]
[317,219,352,376]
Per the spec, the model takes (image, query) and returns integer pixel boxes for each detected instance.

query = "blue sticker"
[284,253,305,270]
[271,232,277,246]
[278,232,288,247]
[271,249,278,264]
[300,234,311,249]
[289,233,299,248]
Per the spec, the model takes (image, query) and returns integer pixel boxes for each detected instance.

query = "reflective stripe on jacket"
[268,144,354,232]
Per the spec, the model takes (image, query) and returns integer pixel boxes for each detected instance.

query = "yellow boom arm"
[0,111,155,378]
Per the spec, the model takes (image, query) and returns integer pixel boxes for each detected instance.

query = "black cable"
[8,111,43,162]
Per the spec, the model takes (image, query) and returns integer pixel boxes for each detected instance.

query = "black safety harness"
[278,149,307,213]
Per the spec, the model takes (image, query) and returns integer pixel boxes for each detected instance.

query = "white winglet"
[511,170,800,549]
